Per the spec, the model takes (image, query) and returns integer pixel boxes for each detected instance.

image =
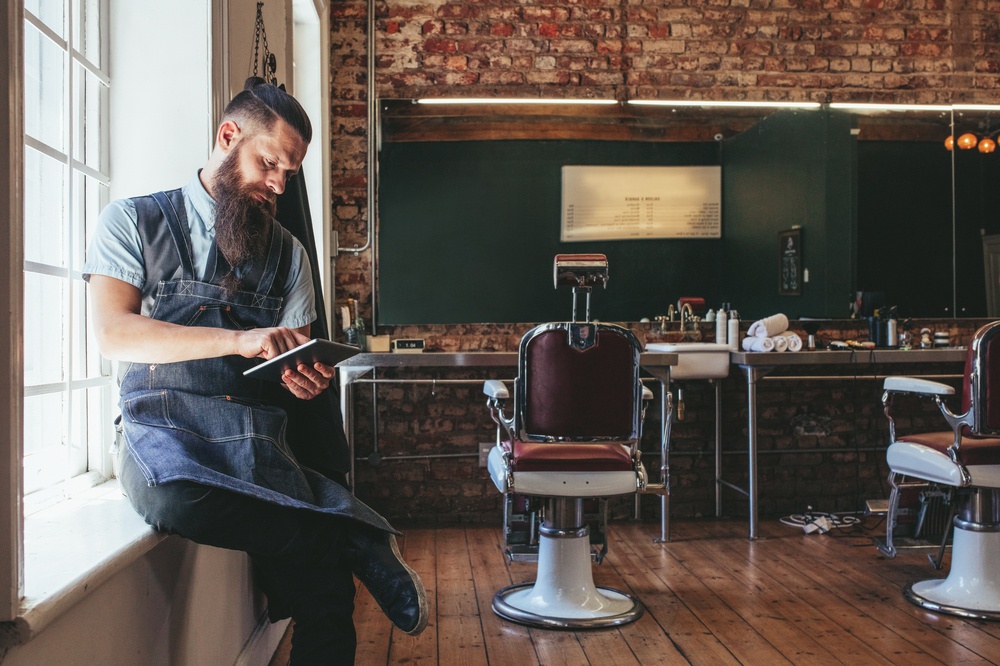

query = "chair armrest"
[882,377,955,396]
[642,385,653,401]
[484,379,510,400]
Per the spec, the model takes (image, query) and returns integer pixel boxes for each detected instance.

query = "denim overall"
[119,189,392,533]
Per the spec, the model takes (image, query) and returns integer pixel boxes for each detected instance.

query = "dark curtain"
[275,169,352,485]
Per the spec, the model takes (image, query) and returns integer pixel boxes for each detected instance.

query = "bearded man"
[83,78,426,665]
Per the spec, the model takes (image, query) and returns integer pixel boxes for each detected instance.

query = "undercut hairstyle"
[221,76,312,143]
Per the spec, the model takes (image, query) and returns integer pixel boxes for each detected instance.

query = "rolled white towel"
[770,335,789,352]
[742,336,776,352]
[747,313,789,338]
[784,332,803,352]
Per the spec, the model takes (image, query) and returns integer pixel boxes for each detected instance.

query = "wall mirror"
[375,100,988,325]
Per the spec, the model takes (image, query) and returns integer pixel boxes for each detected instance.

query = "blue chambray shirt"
[83,171,316,329]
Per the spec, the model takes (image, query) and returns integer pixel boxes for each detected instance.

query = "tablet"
[242,338,361,382]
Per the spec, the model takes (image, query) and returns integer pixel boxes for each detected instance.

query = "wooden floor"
[269,517,1000,665]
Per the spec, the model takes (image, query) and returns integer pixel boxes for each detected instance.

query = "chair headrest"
[553,254,608,289]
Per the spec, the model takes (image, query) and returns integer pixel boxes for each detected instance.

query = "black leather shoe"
[348,529,428,635]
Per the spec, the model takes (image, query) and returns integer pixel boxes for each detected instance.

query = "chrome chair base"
[492,530,642,629]
[902,526,1000,621]
[493,583,643,629]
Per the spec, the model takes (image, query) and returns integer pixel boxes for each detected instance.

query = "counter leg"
[715,379,723,518]
[743,367,760,540]
[337,366,356,494]
[654,378,673,543]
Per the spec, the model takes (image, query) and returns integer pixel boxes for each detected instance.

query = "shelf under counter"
[727,346,967,540]
[730,347,967,368]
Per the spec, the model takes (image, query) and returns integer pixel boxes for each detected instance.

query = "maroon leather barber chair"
[482,254,652,629]
[880,320,1000,619]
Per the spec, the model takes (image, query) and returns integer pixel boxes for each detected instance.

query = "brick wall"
[327,1,1000,524]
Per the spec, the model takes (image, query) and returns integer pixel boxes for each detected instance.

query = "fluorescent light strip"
[829,102,951,112]
[628,100,821,109]
[416,98,618,105]
[952,104,1000,111]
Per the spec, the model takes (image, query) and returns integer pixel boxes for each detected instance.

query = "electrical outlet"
[479,442,493,468]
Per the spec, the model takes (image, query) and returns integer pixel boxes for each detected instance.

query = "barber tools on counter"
[341,298,366,350]
[867,306,901,348]
[742,313,803,352]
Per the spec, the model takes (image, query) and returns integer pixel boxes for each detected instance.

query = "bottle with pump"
[886,306,898,348]
[715,305,728,345]
[728,309,740,351]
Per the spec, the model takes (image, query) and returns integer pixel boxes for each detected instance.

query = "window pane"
[69,388,92,472]
[25,0,66,40]
[73,63,108,171]
[24,146,67,267]
[23,386,90,496]
[73,0,104,68]
[85,176,108,259]
[24,272,67,387]
[71,171,106,271]
[71,279,88,380]
[24,21,66,151]
[23,392,68,495]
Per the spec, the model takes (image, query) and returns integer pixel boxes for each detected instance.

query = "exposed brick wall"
[327,1,1000,524]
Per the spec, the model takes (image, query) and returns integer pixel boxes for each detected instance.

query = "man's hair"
[221,76,312,143]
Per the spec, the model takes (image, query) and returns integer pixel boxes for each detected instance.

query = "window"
[22,0,113,508]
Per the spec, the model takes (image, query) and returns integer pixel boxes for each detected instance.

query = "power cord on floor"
[780,507,863,534]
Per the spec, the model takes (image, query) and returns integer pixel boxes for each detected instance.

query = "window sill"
[5,480,166,645]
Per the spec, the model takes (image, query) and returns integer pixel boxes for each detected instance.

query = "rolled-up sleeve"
[278,238,317,329]
[82,198,145,290]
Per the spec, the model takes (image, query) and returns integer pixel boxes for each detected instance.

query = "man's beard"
[212,144,276,294]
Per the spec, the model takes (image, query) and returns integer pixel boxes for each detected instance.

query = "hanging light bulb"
[944,135,955,151]
[958,132,979,149]
[979,137,997,153]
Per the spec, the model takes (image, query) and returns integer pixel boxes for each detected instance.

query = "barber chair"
[482,254,653,629]
[880,320,1000,620]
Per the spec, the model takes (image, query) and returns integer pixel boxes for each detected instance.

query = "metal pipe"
[756,373,962,382]
[654,446,896,457]
[718,479,749,496]
[355,452,478,462]
[348,378,515,385]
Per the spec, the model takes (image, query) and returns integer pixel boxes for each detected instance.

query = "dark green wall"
[378,139,721,325]
[376,110,942,325]
[720,110,855,320]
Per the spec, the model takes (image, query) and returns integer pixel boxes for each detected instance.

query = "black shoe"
[347,529,428,635]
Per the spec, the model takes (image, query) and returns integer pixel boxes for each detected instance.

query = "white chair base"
[904,526,1000,620]
[492,530,642,629]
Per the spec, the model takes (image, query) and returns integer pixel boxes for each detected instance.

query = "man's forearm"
[96,311,242,363]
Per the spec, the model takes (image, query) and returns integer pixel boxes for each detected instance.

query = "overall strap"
[258,220,295,297]
[150,190,196,280]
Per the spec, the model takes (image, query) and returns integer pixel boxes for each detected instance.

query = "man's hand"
[235,328,333,400]
[281,362,335,400]
[235,327,311,361]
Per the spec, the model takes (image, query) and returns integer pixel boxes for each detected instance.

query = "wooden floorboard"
[269,518,1000,665]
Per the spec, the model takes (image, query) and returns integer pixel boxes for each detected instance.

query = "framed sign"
[779,228,803,296]
[561,166,722,241]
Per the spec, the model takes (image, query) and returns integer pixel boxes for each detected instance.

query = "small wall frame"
[779,228,803,296]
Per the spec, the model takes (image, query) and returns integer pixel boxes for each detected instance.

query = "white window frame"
[21,0,115,513]
[2,1,27,624]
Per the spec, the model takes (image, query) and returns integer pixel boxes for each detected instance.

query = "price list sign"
[561,166,722,242]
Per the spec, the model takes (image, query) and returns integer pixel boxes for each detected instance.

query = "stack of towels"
[741,313,803,352]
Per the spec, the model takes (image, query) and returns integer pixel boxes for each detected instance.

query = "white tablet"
[242,338,361,382]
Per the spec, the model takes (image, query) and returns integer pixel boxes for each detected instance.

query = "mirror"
[375,101,973,324]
